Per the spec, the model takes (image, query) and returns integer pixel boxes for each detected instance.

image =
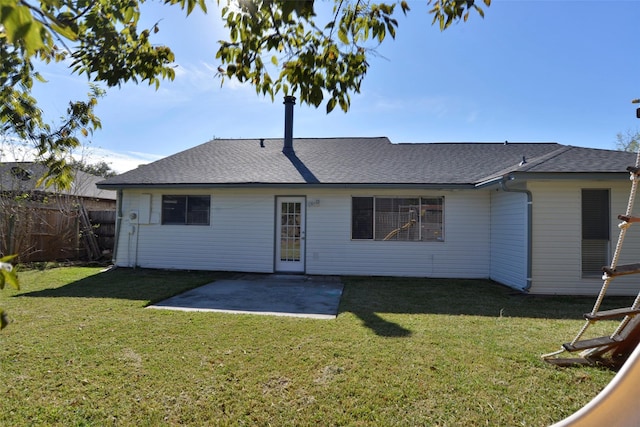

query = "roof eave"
[475,171,631,189]
[97,182,476,191]
[506,171,631,181]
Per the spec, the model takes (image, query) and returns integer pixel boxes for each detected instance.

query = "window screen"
[352,197,373,239]
[351,196,443,241]
[162,195,210,225]
[582,189,609,275]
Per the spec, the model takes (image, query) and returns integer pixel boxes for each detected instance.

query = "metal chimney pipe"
[283,96,296,154]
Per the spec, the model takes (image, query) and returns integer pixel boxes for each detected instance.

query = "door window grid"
[280,202,301,261]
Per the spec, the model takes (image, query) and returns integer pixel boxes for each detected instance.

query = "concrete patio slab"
[148,274,343,319]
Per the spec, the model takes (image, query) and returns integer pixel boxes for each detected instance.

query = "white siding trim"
[490,191,528,291]
[529,180,640,296]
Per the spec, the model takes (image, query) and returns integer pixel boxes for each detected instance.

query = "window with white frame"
[161,195,211,225]
[351,196,444,241]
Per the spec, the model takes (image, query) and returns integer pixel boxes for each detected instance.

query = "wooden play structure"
[543,156,640,368]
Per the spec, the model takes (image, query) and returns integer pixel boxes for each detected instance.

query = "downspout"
[500,175,533,292]
[111,189,123,267]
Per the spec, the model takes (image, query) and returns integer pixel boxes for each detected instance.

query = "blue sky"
[27,0,640,172]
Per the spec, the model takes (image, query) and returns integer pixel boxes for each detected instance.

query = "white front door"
[275,197,306,273]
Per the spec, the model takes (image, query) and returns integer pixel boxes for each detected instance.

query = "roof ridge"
[516,145,574,171]
[207,136,390,141]
[474,144,571,184]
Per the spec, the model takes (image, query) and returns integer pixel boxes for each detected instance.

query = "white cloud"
[174,61,221,92]
[84,147,164,173]
[0,138,39,162]
[0,140,158,174]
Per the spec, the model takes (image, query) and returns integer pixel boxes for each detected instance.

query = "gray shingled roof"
[97,138,638,189]
[0,162,116,200]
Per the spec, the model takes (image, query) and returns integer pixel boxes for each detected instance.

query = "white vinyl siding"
[115,188,491,279]
[112,179,640,296]
[116,189,275,272]
[490,191,528,291]
[305,189,490,278]
[529,180,640,296]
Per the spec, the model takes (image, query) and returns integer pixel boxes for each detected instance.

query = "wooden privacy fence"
[0,204,116,263]
[87,209,116,258]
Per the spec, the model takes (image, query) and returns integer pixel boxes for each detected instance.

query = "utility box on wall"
[138,194,151,224]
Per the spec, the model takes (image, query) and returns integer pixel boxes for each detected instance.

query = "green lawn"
[0,267,628,426]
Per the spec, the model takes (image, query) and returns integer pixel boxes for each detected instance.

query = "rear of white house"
[98,135,640,296]
[115,187,492,279]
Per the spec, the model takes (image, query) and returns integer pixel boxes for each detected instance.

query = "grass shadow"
[18,270,635,338]
[17,268,235,304]
[349,310,412,337]
[339,277,635,321]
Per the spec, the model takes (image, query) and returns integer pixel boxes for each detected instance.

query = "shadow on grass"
[17,269,634,338]
[349,310,412,337]
[17,268,236,304]
[339,277,636,322]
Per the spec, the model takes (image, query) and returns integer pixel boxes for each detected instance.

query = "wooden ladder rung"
[562,336,621,352]
[603,263,640,277]
[585,307,640,321]
[544,357,592,367]
[618,215,640,223]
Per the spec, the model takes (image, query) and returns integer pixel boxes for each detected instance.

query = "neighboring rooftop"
[0,162,116,200]
[97,138,637,189]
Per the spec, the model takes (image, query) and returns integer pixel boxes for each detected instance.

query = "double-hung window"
[162,195,211,225]
[352,196,444,241]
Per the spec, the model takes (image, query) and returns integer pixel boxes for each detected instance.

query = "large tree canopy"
[0,0,490,186]
[216,0,489,112]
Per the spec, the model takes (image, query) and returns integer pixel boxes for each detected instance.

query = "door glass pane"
[280,202,301,261]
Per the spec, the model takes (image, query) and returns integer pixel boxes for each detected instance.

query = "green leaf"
[310,85,323,107]
[0,254,18,264]
[1,269,19,290]
[326,98,337,113]
[124,6,135,23]
[34,72,48,83]
[50,22,78,41]
[337,28,349,45]
[1,2,47,55]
